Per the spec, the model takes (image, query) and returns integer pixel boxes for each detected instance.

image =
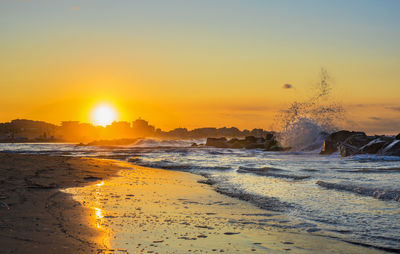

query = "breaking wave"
[237,166,310,180]
[135,161,232,171]
[317,181,400,202]
[276,69,344,151]
[130,138,205,148]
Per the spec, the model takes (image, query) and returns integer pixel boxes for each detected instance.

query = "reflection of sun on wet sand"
[67,163,383,254]
[0,153,387,253]
[0,153,123,254]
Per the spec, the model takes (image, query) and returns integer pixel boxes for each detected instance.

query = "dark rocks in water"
[359,138,390,154]
[338,143,359,157]
[265,133,274,140]
[379,140,400,156]
[337,134,374,156]
[320,130,366,155]
[245,136,257,143]
[245,143,265,149]
[320,129,400,157]
[205,137,229,148]
[227,138,239,144]
[264,139,277,150]
[342,133,372,148]
[205,134,286,151]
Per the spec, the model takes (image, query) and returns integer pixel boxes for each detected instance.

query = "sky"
[0,0,399,133]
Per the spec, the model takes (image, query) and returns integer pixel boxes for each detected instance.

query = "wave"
[134,161,231,171]
[351,154,400,162]
[130,138,205,148]
[237,166,310,180]
[214,184,292,212]
[337,167,400,173]
[316,181,400,202]
[275,69,344,151]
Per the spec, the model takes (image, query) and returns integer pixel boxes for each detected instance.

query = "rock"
[269,145,286,151]
[379,140,400,156]
[320,130,366,154]
[342,133,372,148]
[191,143,198,147]
[230,141,246,149]
[245,143,265,149]
[359,138,391,154]
[227,138,239,144]
[338,143,359,157]
[245,136,257,143]
[396,133,400,140]
[205,137,229,148]
[206,135,284,150]
[264,139,277,150]
[265,133,274,140]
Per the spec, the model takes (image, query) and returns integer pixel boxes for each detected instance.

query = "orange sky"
[1,1,399,134]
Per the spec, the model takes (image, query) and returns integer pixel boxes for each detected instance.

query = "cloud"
[71,6,80,11]
[359,118,400,134]
[386,106,400,112]
[282,84,293,89]
[368,116,381,121]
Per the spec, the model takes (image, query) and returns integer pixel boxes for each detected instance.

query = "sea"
[1,140,399,251]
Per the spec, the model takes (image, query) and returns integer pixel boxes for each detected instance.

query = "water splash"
[277,69,344,151]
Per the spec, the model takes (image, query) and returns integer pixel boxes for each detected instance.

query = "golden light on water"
[91,104,117,126]
[96,181,105,187]
[94,207,103,219]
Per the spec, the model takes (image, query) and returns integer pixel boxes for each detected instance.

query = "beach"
[0,153,387,253]
[0,153,123,253]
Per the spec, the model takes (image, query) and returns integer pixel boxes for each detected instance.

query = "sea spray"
[276,69,344,151]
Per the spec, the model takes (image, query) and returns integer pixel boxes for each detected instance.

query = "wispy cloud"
[71,6,80,11]
[359,118,400,134]
[386,106,400,112]
[368,116,381,121]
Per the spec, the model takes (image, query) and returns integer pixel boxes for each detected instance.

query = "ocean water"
[1,140,400,251]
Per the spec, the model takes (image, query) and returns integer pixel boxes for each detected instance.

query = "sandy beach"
[0,153,388,253]
[0,153,124,253]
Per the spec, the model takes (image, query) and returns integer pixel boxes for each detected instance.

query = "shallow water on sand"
[2,141,400,251]
[63,166,383,254]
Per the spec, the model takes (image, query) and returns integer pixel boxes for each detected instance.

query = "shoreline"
[0,153,124,254]
[0,153,391,253]
[66,161,387,253]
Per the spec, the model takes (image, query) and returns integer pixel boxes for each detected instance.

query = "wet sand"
[0,153,387,253]
[66,164,386,254]
[0,153,125,254]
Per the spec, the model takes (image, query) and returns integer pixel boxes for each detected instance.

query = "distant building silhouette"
[0,118,273,142]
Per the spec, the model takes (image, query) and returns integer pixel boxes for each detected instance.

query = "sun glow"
[91,104,117,126]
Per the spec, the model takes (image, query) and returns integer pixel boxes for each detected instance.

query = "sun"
[91,104,117,126]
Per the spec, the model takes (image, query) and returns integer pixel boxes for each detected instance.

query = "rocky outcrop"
[359,138,389,154]
[320,130,399,157]
[379,140,400,156]
[205,134,287,151]
[320,130,366,155]
[205,137,229,148]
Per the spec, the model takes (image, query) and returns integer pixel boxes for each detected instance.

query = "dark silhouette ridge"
[0,118,273,143]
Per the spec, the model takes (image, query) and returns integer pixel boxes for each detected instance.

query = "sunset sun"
[91,104,117,126]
